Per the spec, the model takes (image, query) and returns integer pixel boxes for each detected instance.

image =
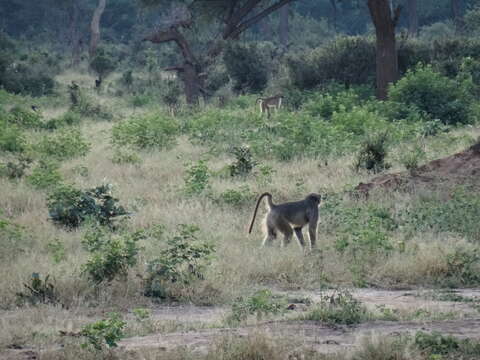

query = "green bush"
[112,112,179,149]
[35,128,90,160]
[287,36,375,90]
[223,42,268,93]
[226,289,286,325]
[219,186,253,207]
[354,132,390,173]
[302,290,370,325]
[47,184,128,229]
[8,106,43,128]
[111,148,142,165]
[0,213,31,260]
[90,48,116,83]
[0,111,26,153]
[184,160,210,196]
[82,227,143,284]
[302,89,362,119]
[415,331,480,358]
[389,64,474,125]
[81,313,126,350]
[228,146,256,177]
[26,159,63,189]
[144,224,214,299]
[43,111,81,130]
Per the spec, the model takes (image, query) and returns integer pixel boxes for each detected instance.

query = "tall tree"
[279,3,289,48]
[367,0,401,100]
[89,0,107,58]
[407,0,418,37]
[70,0,81,67]
[142,0,296,105]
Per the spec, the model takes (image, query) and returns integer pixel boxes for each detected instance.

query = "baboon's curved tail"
[248,192,273,234]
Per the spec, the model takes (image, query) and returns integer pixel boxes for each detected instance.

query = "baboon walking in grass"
[248,192,321,251]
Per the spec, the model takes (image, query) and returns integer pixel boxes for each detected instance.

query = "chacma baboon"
[256,94,284,118]
[31,105,39,112]
[248,192,321,251]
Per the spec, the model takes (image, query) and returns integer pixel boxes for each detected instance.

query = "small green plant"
[26,159,63,189]
[46,239,66,264]
[0,116,25,153]
[226,289,287,325]
[398,143,426,173]
[131,94,151,108]
[144,224,214,299]
[43,111,81,130]
[81,312,126,351]
[111,148,142,165]
[354,132,390,173]
[112,112,179,149]
[228,146,256,177]
[82,227,143,284]
[16,273,58,305]
[184,160,210,196]
[133,308,151,321]
[8,105,43,128]
[219,185,253,207]
[302,290,370,325]
[47,184,128,229]
[35,128,90,160]
[89,48,116,85]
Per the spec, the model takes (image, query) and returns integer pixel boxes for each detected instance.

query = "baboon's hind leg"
[262,225,276,247]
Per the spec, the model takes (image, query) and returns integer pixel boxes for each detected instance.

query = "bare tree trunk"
[367,0,401,100]
[70,0,81,67]
[89,0,107,58]
[407,0,418,37]
[279,3,289,48]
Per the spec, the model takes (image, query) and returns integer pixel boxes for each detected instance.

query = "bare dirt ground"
[4,288,480,359]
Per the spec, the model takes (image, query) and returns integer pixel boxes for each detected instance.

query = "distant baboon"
[248,192,321,251]
[256,94,284,118]
[31,105,39,112]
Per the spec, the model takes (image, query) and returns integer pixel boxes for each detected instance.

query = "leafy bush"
[81,313,126,350]
[82,227,143,284]
[111,148,142,165]
[47,184,128,229]
[144,224,214,299]
[389,64,474,125]
[302,89,362,119]
[26,159,63,189]
[223,42,268,93]
[419,21,456,42]
[131,94,151,108]
[0,112,26,153]
[0,213,31,260]
[226,289,286,325]
[354,132,390,173]
[398,143,426,173]
[43,111,81,130]
[287,36,375,90]
[35,128,90,160]
[228,146,256,177]
[15,273,58,306]
[90,48,116,83]
[8,106,43,128]
[415,331,480,358]
[219,186,253,207]
[112,112,179,149]
[302,290,370,325]
[184,160,210,196]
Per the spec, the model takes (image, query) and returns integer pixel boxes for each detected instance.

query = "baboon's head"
[306,193,321,206]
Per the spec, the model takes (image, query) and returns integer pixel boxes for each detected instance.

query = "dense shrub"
[389,64,474,125]
[35,128,90,160]
[82,227,143,284]
[223,42,268,93]
[112,112,179,149]
[26,159,63,189]
[144,224,214,299]
[184,160,210,196]
[0,112,25,153]
[81,313,126,350]
[8,106,43,128]
[354,132,390,173]
[43,111,81,130]
[47,184,128,229]
[287,36,375,90]
[228,146,256,177]
[90,48,116,83]
[302,89,362,119]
